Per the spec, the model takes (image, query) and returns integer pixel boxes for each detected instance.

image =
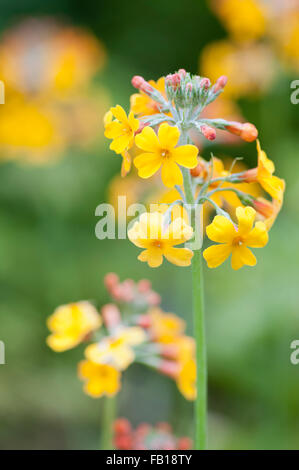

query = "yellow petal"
[206,215,236,243]
[120,327,147,345]
[135,126,160,152]
[245,221,268,247]
[164,247,193,266]
[158,123,180,149]
[172,145,198,168]
[84,378,105,397]
[260,175,285,202]
[104,121,124,139]
[134,152,162,178]
[78,360,100,380]
[110,105,128,124]
[138,247,164,268]
[203,243,232,268]
[161,160,183,187]
[46,333,79,352]
[236,206,256,236]
[112,345,135,370]
[231,245,256,270]
[110,134,131,154]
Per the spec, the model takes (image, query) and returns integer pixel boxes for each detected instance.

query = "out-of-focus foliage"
[0,0,298,450]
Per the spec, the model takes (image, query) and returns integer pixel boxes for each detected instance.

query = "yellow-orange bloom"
[149,307,185,344]
[203,206,268,270]
[134,123,198,188]
[85,327,146,370]
[256,140,285,203]
[253,197,283,230]
[176,358,196,401]
[104,105,139,154]
[128,212,194,268]
[78,360,120,398]
[46,302,101,352]
[130,77,167,116]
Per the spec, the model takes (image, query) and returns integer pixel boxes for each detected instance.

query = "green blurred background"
[0,0,298,450]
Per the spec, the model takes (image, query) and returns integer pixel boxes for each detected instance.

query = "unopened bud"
[252,198,273,218]
[178,68,186,77]
[214,75,228,93]
[226,121,258,142]
[114,418,132,435]
[131,75,153,94]
[135,121,148,135]
[239,167,258,183]
[166,73,181,90]
[200,77,211,90]
[101,304,121,329]
[177,437,192,450]
[104,272,119,291]
[201,124,216,141]
[190,159,206,178]
[159,360,180,378]
[137,314,152,328]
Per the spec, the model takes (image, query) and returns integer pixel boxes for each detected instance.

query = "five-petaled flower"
[46,301,101,352]
[203,206,268,270]
[85,327,146,370]
[78,360,121,398]
[128,212,194,268]
[104,105,139,154]
[134,123,198,187]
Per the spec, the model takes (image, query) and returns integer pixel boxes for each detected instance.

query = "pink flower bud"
[131,75,153,94]
[178,68,186,77]
[239,167,258,183]
[200,77,211,90]
[137,314,152,328]
[146,292,161,306]
[159,360,180,378]
[214,75,228,93]
[201,125,216,141]
[101,304,121,329]
[135,121,149,135]
[137,279,152,293]
[104,272,119,292]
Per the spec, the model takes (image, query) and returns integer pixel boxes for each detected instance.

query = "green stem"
[100,396,116,449]
[192,249,207,449]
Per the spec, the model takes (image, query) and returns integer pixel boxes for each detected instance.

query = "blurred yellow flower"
[85,327,146,370]
[0,18,105,96]
[149,307,185,344]
[176,358,196,401]
[210,0,267,42]
[200,40,275,98]
[203,206,268,270]
[46,302,101,352]
[134,123,198,187]
[128,212,194,268]
[130,77,167,116]
[104,105,139,154]
[78,360,120,398]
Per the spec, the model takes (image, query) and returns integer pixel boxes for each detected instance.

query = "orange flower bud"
[226,122,258,142]
[214,75,228,93]
[252,198,274,218]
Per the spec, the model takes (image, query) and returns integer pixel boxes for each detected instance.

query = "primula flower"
[130,77,167,116]
[128,212,194,268]
[46,301,101,352]
[176,359,197,401]
[256,141,285,203]
[85,327,146,370]
[148,307,185,344]
[203,206,268,270]
[134,123,198,187]
[104,105,139,154]
[78,360,120,398]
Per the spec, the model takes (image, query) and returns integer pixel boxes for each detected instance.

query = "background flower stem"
[100,396,116,449]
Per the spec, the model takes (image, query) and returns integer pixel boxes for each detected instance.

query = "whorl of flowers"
[104,70,285,270]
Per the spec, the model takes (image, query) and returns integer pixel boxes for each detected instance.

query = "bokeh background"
[0,0,298,450]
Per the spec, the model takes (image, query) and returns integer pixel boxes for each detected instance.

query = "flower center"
[160,149,170,159]
[153,240,163,249]
[232,236,244,246]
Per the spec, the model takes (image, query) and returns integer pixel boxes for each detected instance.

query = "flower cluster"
[46,273,196,400]
[104,70,285,270]
[114,418,192,450]
[0,17,108,163]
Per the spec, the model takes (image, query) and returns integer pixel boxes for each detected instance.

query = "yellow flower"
[149,307,185,344]
[128,212,194,268]
[78,360,120,398]
[212,0,267,43]
[134,123,198,188]
[104,105,139,154]
[85,327,146,370]
[203,206,268,270]
[130,77,167,116]
[256,140,285,203]
[46,302,101,352]
[176,358,196,401]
